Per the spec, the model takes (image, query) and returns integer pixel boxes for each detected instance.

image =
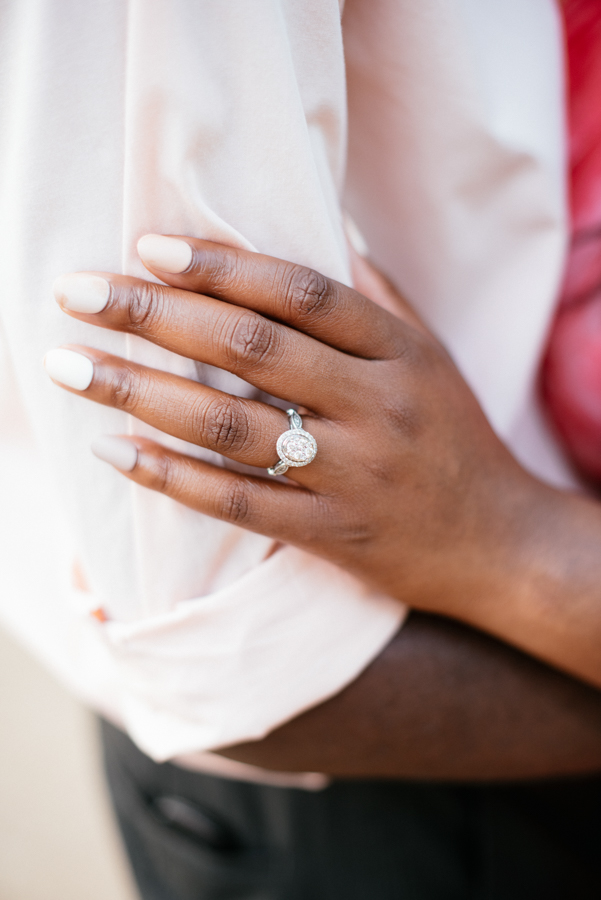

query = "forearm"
[55,239,601,757]
[439,480,601,690]
[219,612,601,779]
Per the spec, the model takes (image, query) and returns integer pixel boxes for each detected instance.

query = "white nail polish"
[137,234,192,274]
[91,436,138,472]
[53,274,110,313]
[44,348,94,390]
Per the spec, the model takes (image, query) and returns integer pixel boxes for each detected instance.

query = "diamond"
[276,428,317,468]
[282,434,313,462]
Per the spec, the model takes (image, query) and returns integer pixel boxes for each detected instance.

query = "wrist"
[441,470,601,686]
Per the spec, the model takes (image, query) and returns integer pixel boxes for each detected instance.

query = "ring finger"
[43,345,330,483]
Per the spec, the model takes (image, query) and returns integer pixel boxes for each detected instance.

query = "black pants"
[101,719,601,900]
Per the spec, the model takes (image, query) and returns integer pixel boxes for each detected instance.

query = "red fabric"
[541,0,601,483]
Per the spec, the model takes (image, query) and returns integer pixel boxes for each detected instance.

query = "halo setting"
[277,429,317,467]
[268,410,318,476]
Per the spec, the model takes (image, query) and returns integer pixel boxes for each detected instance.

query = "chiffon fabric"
[0,0,575,781]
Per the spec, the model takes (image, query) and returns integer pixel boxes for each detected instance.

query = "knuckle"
[194,248,243,295]
[345,521,374,547]
[338,507,377,547]
[125,282,167,332]
[106,365,139,411]
[306,493,331,534]
[213,254,245,294]
[151,451,176,495]
[283,266,333,321]
[395,329,438,373]
[310,495,373,548]
[393,333,422,370]
[219,480,251,524]
[361,456,394,484]
[201,396,249,454]
[226,312,278,369]
[381,397,420,438]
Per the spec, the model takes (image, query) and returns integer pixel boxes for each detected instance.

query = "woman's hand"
[47,235,528,607]
[45,236,601,685]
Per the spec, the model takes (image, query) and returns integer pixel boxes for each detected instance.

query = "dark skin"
[47,237,601,780]
[222,612,601,780]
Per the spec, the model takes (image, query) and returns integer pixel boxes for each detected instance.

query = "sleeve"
[0,0,405,760]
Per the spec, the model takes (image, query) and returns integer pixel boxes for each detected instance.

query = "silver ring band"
[267,409,318,476]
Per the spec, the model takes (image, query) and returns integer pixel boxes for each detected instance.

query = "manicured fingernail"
[91,435,138,472]
[44,348,94,390]
[53,274,110,314]
[137,234,192,273]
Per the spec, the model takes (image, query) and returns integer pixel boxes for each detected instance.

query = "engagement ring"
[267,409,317,476]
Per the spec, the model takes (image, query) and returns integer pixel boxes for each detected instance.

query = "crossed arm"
[222,612,601,779]
[45,235,601,778]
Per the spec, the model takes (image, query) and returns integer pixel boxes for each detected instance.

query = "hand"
[46,235,538,619]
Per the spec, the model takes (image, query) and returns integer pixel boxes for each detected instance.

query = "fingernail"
[53,274,110,314]
[91,435,138,472]
[44,348,94,390]
[137,234,192,273]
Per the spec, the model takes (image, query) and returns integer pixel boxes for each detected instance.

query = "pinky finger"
[91,434,319,543]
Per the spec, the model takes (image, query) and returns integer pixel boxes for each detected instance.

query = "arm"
[219,612,601,780]
[46,238,601,692]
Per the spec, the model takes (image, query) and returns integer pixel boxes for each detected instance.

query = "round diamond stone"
[283,434,314,462]
[276,428,317,468]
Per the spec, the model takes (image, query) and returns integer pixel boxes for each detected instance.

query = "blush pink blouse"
[0,0,578,784]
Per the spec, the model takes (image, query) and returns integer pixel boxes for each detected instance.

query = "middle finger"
[53,273,359,416]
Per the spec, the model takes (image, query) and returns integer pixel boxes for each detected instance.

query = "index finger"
[136,235,400,360]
